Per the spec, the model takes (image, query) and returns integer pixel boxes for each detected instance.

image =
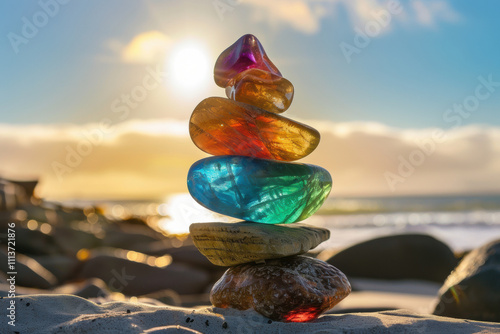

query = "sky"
[1,0,500,200]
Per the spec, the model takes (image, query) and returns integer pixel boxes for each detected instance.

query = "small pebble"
[222,321,228,329]
[126,309,131,314]
[26,302,31,306]
[205,320,210,326]
[186,317,191,323]
[268,320,272,324]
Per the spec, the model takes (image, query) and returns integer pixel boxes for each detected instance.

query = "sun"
[168,40,210,93]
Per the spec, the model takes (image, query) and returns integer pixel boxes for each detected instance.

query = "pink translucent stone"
[214,34,281,88]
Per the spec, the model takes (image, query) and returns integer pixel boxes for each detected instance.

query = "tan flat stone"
[189,222,330,266]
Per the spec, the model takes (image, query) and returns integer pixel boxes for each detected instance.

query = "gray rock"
[14,227,62,255]
[52,225,102,255]
[0,250,57,289]
[20,204,61,224]
[0,211,19,229]
[131,238,194,256]
[165,245,225,270]
[101,222,165,250]
[77,253,210,295]
[139,289,182,306]
[32,255,81,283]
[53,278,111,299]
[321,234,457,282]
[0,180,28,211]
[8,179,38,198]
[132,242,226,284]
[433,239,500,322]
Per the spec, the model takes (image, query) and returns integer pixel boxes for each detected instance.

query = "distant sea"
[56,194,500,252]
[312,194,500,252]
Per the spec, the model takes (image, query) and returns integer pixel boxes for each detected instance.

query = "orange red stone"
[189,97,320,161]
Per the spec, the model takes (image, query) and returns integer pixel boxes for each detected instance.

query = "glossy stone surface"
[225,69,294,114]
[214,34,281,88]
[187,156,332,224]
[189,97,319,161]
[189,222,330,266]
[210,255,351,322]
[433,239,500,322]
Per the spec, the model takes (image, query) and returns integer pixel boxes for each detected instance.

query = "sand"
[330,278,442,314]
[2,294,500,334]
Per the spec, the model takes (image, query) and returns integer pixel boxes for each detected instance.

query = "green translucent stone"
[187,155,332,224]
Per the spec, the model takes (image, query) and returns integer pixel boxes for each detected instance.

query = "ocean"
[59,194,500,253]
[312,195,500,252]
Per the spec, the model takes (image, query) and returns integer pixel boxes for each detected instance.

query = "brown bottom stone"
[210,255,351,322]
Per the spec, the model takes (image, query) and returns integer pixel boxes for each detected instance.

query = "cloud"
[242,0,461,34]
[104,31,171,64]
[243,0,327,34]
[0,119,499,200]
[306,121,500,195]
[411,0,461,27]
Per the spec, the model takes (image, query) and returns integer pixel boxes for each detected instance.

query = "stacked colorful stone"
[187,34,350,322]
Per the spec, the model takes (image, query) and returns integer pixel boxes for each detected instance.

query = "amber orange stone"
[210,255,351,322]
[214,34,281,88]
[225,68,294,114]
[189,97,319,161]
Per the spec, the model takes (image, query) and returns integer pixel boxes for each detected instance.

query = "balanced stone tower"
[187,34,351,322]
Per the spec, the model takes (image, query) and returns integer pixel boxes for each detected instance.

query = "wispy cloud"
[0,119,499,200]
[242,0,461,34]
[411,0,461,27]
[243,0,327,34]
[103,31,171,64]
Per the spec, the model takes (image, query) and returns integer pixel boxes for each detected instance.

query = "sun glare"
[168,41,210,93]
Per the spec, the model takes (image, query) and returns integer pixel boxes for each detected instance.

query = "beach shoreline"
[3,293,500,334]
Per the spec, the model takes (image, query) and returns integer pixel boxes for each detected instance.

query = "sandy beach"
[2,271,500,333]
[3,293,500,334]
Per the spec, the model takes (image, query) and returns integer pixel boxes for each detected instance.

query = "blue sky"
[1,0,499,128]
[1,0,500,199]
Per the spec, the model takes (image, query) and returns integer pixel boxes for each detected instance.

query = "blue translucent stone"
[187,156,332,224]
